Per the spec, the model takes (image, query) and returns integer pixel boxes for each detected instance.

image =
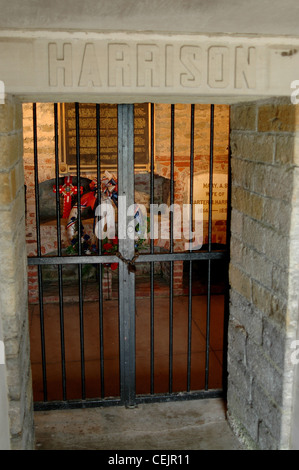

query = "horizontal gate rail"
[34,398,123,411]
[33,389,223,411]
[28,251,227,266]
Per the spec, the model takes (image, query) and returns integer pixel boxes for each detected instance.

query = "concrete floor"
[34,398,243,450]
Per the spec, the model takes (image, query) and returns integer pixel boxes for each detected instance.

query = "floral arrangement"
[64,173,150,272]
[102,236,119,271]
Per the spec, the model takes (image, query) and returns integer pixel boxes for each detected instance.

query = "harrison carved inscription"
[48,42,256,90]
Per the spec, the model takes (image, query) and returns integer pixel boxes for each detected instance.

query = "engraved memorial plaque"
[59,103,150,173]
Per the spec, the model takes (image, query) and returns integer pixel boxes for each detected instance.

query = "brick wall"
[227,98,299,450]
[154,104,229,293]
[23,103,105,302]
[0,96,34,449]
[23,103,230,300]
[154,103,229,247]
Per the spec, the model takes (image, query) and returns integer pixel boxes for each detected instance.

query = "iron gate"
[27,102,230,410]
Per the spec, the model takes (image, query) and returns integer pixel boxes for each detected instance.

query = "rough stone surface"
[228,97,299,450]
[34,399,243,450]
[0,96,34,450]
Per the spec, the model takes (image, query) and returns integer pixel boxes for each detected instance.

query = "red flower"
[103,243,113,251]
[110,263,118,270]
[112,236,118,245]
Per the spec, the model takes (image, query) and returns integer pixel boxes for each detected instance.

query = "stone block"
[230,133,275,163]
[275,134,299,166]
[251,162,267,196]
[264,229,289,269]
[272,264,288,298]
[252,280,272,317]
[0,190,25,235]
[238,244,272,289]
[2,312,20,341]
[227,358,252,403]
[10,436,23,451]
[14,102,23,133]
[0,230,27,282]
[6,357,21,401]
[258,421,279,450]
[246,338,284,407]
[230,235,243,265]
[262,317,285,371]
[231,185,264,221]
[228,314,247,365]
[263,198,291,234]
[0,162,24,209]
[270,295,287,327]
[4,337,21,358]
[229,263,252,301]
[258,103,299,133]
[246,247,272,289]
[5,320,30,398]
[263,165,293,203]
[242,216,266,253]
[230,104,257,131]
[227,382,259,445]
[0,133,20,169]
[0,99,15,133]
[230,209,243,238]
[1,291,28,346]
[0,171,13,206]
[9,400,23,436]
[231,157,254,192]
[251,380,282,445]
[0,260,27,320]
[230,289,263,346]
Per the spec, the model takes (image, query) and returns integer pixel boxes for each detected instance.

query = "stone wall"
[227,97,299,450]
[0,96,34,449]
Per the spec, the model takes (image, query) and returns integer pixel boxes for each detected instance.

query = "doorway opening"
[24,102,230,409]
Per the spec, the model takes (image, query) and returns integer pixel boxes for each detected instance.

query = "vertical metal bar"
[54,103,67,400]
[150,103,155,395]
[96,103,105,398]
[222,108,231,395]
[205,104,214,390]
[75,102,86,399]
[118,104,136,407]
[24,184,27,217]
[75,103,82,256]
[33,103,47,401]
[208,106,214,254]
[150,104,155,256]
[54,104,62,258]
[187,104,195,392]
[33,104,41,260]
[170,105,175,254]
[169,104,175,393]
